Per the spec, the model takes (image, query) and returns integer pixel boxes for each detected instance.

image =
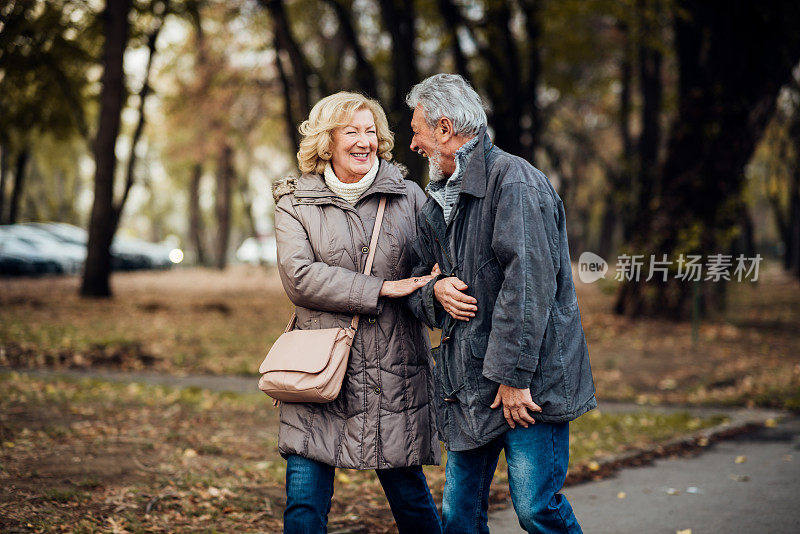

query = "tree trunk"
[274,42,300,154]
[239,175,258,240]
[262,0,312,118]
[186,1,209,267]
[480,0,522,157]
[81,0,131,298]
[189,163,207,266]
[119,9,165,213]
[377,0,423,185]
[614,0,800,318]
[0,144,7,223]
[735,202,757,259]
[519,0,542,162]
[214,144,234,270]
[437,0,470,80]
[631,0,663,232]
[788,154,800,280]
[325,0,379,98]
[600,21,634,258]
[8,146,30,224]
[786,85,800,279]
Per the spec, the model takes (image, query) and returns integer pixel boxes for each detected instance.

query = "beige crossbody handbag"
[258,196,387,403]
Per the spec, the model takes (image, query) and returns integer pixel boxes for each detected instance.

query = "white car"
[0,225,85,273]
[236,236,278,266]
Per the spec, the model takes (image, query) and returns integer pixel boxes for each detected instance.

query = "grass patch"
[42,488,88,503]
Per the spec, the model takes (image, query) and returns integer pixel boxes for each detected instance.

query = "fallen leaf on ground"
[734,455,747,464]
[617,492,626,499]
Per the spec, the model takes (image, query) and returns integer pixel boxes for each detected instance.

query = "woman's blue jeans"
[442,421,582,534]
[283,454,442,534]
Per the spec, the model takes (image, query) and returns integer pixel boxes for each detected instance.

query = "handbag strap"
[283,195,388,333]
[350,195,387,331]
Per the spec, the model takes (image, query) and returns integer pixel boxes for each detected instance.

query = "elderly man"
[406,74,596,534]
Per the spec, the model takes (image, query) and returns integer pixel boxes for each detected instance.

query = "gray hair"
[405,74,488,137]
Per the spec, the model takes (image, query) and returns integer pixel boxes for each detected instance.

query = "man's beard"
[427,144,448,183]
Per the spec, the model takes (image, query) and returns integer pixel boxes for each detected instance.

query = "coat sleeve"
[275,196,384,314]
[482,179,557,388]
[405,185,445,329]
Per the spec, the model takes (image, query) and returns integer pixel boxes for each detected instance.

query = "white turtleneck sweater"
[324,158,379,204]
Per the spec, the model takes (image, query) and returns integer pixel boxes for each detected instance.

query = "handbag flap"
[259,327,349,374]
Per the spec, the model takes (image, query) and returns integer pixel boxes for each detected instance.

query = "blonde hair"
[297,92,394,175]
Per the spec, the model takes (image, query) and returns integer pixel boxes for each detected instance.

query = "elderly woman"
[271,92,441,533]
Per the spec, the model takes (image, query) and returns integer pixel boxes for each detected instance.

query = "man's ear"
[437,117,455,143]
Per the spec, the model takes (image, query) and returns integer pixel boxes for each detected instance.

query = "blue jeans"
[442,422,582,534]
[283,454,442,534]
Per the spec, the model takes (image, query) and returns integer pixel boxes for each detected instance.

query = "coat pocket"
[545,300,582,414]
[468,335,500,406]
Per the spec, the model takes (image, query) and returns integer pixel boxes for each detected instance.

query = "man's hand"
[490,384,542,429]
[433,277,477,321]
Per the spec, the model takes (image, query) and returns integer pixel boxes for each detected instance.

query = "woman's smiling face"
[329,108,378,183]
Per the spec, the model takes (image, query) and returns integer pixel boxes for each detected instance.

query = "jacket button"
[367,317,376,324]
[361,246,369,254]
[373,386,381,394]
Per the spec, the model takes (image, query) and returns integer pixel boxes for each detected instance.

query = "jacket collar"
[293,159,407,205]
[459,126,493,199]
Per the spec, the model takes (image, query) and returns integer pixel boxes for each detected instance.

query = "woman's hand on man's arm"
[379,264,442,298]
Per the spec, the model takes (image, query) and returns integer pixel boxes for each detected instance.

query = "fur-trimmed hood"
[271,176,297,204]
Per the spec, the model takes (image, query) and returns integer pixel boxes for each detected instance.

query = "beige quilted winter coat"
[272,160,440,469]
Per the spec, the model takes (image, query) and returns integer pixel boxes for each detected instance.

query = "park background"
[1,0,799,532]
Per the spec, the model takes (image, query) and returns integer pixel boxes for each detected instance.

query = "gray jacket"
[408,128,596,451]
[273,160,440,469]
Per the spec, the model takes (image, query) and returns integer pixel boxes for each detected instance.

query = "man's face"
[410,105,447,182]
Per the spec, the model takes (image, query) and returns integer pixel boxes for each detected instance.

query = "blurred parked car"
[24,222,145,271]
[24,222,175,271]
[0,233,62,275]
[0,222,180,277]
[112,235,174,270]
[0,225,85,273]
[236,235,278,266]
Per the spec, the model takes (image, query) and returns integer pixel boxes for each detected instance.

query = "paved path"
[490,415,800,534]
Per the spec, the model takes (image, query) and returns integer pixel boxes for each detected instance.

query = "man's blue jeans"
[283,454,442,534]
[442,421,582,534]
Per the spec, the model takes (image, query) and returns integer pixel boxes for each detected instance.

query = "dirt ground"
[1,263,798,532]
[0,372,727,533]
